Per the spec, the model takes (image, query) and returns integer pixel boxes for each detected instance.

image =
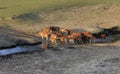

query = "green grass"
[0,0,120,17]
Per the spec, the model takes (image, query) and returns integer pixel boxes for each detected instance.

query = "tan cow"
[38,27,52,40]
[49,33,58,44]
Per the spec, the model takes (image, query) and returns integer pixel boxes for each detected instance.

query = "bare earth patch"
[0,26,41,49]
[0,45,120,74]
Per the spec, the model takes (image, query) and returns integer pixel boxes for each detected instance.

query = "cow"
[50,26,60,32]
[49,33,58,44]
[38,27,52,40]
[67,32,83,44]
[56,36,68,44]
[81,31,94,43]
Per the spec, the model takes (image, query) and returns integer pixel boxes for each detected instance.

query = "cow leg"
[45,35,49,40]
[64,39,68,44]
[69,39,74,44]
[44,35,47,40]
[41,36,45,40]
[74,39,78,44]
[89,39,92,44]
[41,36,44,39]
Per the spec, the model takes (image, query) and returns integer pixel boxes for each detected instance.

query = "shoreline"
[0,27,42,50]
[0,41,42,50]
[0,28,119,50]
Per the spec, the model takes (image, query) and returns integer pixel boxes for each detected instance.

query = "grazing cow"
[50,26,60,32]
[67,32,82,44]
[93,32,107,39]
[81,31,94,43]
[81,32,93,38]
[49,33,58,44]
[38,27,52,40]
[57,36,68,44]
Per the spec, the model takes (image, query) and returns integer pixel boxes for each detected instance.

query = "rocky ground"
[0,43,120,74]
[0,26,41,49]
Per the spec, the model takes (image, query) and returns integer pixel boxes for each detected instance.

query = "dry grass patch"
[1,4,120,36]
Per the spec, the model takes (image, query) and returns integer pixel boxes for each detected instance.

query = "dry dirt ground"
[0,26,41,49]
[0,4,120,74]
[39,4,120,30]
[0,44,120,74]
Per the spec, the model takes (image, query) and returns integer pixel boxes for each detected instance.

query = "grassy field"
[0,0,120,36]
[0,0,120,17]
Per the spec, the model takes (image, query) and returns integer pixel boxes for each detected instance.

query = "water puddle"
[94,37,114,43]
[0,35,118,56]
[0,45,40,56]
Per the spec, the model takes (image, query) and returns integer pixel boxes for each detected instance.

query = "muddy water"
[93,37,114,43]
[0,36,117,56]
[0,45,41,56]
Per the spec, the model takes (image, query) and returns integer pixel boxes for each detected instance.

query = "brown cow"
[81,31,93,38]
[67,32,82,44]
[81,31,94,43]
[38,27,52,40]
[49,33,58,44]
[57,36,68,44]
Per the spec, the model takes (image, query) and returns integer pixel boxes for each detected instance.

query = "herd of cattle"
[38,26,108,45]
